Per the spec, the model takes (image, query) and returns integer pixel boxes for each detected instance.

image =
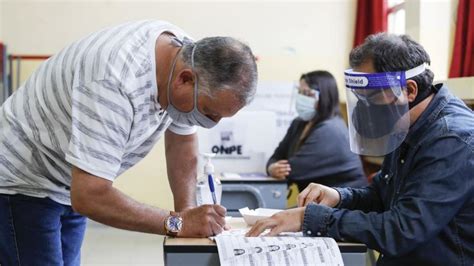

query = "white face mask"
[166,42,218,129]
[295,91,319,121]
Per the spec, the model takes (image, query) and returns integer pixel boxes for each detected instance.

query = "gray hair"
[180,37,258,105]
[349,33,434,92]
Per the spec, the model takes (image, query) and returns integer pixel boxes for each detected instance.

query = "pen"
[208,174,217,204]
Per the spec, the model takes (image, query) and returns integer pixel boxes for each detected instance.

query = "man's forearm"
[72,181,169,234]
[166,150,198,211]
[165,131,199,211]
[169,171,197,211]
[334,186,383,212]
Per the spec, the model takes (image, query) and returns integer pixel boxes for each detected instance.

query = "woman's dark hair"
[295,70,341,150]
[300,70,341,125]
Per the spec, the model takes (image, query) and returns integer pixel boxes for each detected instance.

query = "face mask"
[166,43,218,129]
[295,91,319,121]
[351,100,409,139]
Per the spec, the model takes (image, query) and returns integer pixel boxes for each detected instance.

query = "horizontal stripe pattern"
[0,20,194,205]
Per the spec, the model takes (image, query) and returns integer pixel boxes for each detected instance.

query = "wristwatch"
[164,211,183,236]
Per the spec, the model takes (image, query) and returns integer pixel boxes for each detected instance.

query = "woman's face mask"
[295,91,319,121]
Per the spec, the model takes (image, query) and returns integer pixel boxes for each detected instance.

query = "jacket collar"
[404,83,450,146]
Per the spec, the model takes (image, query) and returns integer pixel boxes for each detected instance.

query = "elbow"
[376,232,425,257]
[70,183,101,216]
[70,166,112,216]
[71,185,108,216]
[70,190,90,216]
[381,246,420,258]
[380,246,413,257]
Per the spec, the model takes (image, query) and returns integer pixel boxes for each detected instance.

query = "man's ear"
[406,80,418,103]
[171,69,195,97]
[170,69,196,111]
[176,69,195,86]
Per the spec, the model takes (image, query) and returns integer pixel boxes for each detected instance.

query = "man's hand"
[178,205,226,237]
[297,183,340,207]
[268,160,291,179]
[245,207,305,237]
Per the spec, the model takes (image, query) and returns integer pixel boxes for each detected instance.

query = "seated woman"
[267,70,367,191]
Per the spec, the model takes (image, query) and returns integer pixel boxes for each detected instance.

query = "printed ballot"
[215,235,344,266]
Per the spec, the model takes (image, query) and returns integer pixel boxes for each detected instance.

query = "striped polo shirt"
[0,20,196,205]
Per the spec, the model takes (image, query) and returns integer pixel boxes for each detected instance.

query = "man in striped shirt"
[0,20,258,265]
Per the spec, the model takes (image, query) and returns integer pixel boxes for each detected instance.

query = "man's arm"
[71,167,169,234]
[71,167,226,237]
[298,176,384,213]
[302,137,471,256]
[333,173,384,212]
[165,130,198,211]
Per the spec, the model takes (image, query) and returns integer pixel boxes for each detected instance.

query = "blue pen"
[208,174,217,205]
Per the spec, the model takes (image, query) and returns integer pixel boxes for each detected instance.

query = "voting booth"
[197,110,279,175]
[197,110,287,216]
[197,81,297,174]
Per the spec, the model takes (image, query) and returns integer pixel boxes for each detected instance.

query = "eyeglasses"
[352,89,382,104]
[351,87,402,105]
[295,86,319,97]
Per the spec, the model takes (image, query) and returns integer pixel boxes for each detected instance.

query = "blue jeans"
[0,194,87,266]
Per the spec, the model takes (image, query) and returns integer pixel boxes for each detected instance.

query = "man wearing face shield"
[246,33,473,265]
[0,21,258,265]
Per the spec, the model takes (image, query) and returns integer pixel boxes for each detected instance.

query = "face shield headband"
[345,63,429,107]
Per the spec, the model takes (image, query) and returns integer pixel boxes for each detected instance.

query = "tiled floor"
[81,220,165,266]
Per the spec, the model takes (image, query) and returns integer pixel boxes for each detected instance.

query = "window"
[388,0,405,34]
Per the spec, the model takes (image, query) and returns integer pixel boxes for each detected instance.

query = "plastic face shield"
[344,63,427,156]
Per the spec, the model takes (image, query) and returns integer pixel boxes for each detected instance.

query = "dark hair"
[300,70,341,125]
[349,33,434,92]
[181,37,258,105]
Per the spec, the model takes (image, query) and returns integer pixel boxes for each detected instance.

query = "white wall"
[0,0,357,209]
[1,0,356,86]
[0,1,3,40]
[406,0,457,81]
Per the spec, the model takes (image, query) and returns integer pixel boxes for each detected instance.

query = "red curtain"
[353,0,388,48]
[449,0,474,77]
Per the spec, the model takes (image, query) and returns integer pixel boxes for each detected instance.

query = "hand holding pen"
[208,174,217,204]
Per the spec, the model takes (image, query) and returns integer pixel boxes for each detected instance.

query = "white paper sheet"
[214,228,302,238]
[215,235,344,266]
[239,207,283,225]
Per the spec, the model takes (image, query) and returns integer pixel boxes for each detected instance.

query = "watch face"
[167,216,183,233]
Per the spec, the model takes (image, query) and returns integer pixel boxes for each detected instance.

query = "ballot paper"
[215,235,344,266]
[210,228,302,240]
[239,207,283,225]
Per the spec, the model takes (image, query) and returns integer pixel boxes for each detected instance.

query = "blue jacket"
[302,85,474,265]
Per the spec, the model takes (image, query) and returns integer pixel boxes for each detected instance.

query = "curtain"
[449,0,474,77]
[353,0,388,48]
